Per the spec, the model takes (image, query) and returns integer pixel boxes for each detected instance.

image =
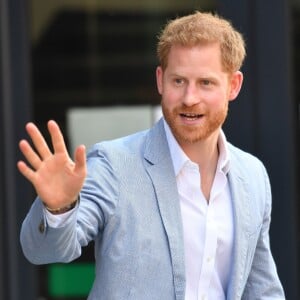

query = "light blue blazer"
[20,119,285,299]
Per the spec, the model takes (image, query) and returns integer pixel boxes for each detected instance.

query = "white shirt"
[46,121,234,299]
[164,121,234,300]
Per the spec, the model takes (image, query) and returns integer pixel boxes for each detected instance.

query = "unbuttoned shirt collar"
[163,119,230,176]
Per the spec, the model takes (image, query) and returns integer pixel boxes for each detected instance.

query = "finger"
[74,145,87,176]
[17,160,36,183]
[26,122,52,159]
[19,139,42,170]
[47,120,68,155]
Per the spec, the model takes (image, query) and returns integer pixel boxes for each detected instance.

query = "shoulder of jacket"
[87,129,150,158]
[227,142,267,179]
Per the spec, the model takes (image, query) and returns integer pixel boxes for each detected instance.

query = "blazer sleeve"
[20,145,119,265]
[242,164,285,299]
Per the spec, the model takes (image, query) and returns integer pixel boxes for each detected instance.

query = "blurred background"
[0,0,299,299]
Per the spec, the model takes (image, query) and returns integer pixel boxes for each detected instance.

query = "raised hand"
[17,120,87,210]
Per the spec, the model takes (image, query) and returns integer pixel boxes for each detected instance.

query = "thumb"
[74,145,87,176]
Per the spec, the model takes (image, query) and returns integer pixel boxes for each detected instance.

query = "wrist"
[44,196,79,215]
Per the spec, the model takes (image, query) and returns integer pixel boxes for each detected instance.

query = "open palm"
[17,120,87,210]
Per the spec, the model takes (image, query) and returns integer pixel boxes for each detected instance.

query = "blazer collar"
[144,119,186,300]
[226,150,252,299]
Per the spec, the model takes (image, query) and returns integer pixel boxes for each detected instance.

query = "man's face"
[156,43,242,148]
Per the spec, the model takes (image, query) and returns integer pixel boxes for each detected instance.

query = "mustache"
[173,105,207,115]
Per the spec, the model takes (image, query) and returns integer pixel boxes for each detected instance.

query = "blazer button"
[38,220,45,233]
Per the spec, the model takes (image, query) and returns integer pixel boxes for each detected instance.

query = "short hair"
[157,11,246,73]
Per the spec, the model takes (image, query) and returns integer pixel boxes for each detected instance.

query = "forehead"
[165,43,224,73]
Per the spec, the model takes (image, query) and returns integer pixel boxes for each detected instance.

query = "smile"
[180,113,204,121]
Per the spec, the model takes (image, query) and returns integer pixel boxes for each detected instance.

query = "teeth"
[185,114,198,117]
[181,113,201,118]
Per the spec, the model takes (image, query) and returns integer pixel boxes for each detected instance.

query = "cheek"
[161,88,180,105]
[163,85,184,103]
[207,90,228,106]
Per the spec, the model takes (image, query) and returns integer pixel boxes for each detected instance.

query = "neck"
[180,131,220,202]
[180,130,220,171]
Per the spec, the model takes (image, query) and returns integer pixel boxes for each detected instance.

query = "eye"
[173,78,185,86]
[201,79,212,86]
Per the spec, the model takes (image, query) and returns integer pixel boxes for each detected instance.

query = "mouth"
[179,113,204,121]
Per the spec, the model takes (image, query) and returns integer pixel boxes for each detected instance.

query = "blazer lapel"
[226,158,252,299]
[144,119,186,300]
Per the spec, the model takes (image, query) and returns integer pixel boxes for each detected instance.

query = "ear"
[156,66,163,95]
[228,71,243,101]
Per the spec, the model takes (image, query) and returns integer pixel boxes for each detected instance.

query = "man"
[18,11,285,299]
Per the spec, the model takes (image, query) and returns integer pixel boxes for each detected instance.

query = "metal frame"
[0,0,36,299]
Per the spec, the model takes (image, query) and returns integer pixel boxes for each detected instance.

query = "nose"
[182,83,200,107]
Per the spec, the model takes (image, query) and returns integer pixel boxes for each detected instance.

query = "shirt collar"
[163,119,230,176]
